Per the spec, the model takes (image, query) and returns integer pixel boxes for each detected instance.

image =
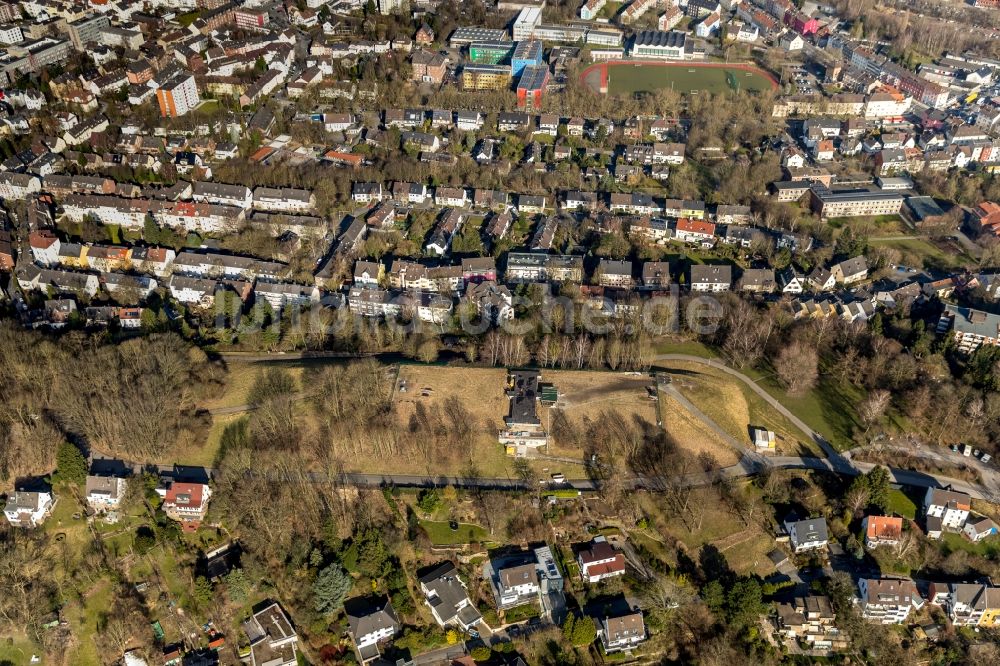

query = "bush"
[133,526,156,555]
[417,489,441,514]
[470,646,492,662]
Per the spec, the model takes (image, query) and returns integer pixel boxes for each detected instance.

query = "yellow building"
[979,589,1000,626]
[462,64,511,91]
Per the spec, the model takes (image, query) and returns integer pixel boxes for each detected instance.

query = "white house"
[784,517,829,553]
[242,602,299,666]
[963,517,999,543]
[85,474,128,512]
[601,612,646,653]
[4,491,55,527]
[496,563,540,608]
[0,171,41,199]
[419,562,482,629]
[924,487,971,539]
[857,578,923,624]
[347,598,399,663]
[577,537,627,583]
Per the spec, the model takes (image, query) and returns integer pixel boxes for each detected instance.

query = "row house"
[16,264,100,298]
[191,181,253,209]
[253,187,315,213]
[674,218,716,245]
[159,202,245,234]
[173,250,287,281]
[391,181,429,205]
[168,275,252,307]
[254,281,321,310]
[597,260,635,289]
[506,253,584,283]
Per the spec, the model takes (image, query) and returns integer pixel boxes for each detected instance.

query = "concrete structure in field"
[499,369,549,455]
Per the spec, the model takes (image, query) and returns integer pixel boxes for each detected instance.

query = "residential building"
[506,253,583,283]
[689,264,731,292]
[242,602,299,666]
[253,187,315,213]
[774,594,845,652]
[156,482,212,531]
[924,486,972,538]
[346,598,399,664]
[963,517,999,543]
[597,260,634,289]
[410,50,448,84]
[601,612,646,653]
[832,256,868,284]
[577,537,626,583]
[863,516,903,548]
[674,218,716,244]
[495,563,540,608]
[929,583,1000,627]
[419,562,483,630]
[4,490,54,528]
[858,578,923,624]
[85,474,128,513]
[784,517,829,553]
[936,305,1000,355]
[641,261,671,288]
[740,268,775,292]
[156,71,200,118]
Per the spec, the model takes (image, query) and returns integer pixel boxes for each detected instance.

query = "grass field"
[544,370,659,460]
[886,488,918,520]
[660,360,823,457]
[637,486,775,576]
[603,63,776,96]
[658,392,741,466]
[418,519,490,546]
[736,364,863,452]
[869,237,970,271]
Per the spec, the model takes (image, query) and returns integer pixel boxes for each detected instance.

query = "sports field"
[582,61,778,96]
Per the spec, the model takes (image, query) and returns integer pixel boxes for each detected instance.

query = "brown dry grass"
[392,365,513,476]
[542,370,658,459]
[657,393,741,467]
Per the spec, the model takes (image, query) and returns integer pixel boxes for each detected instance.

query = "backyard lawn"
[885,488,918,520]
[418,519,490,546]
